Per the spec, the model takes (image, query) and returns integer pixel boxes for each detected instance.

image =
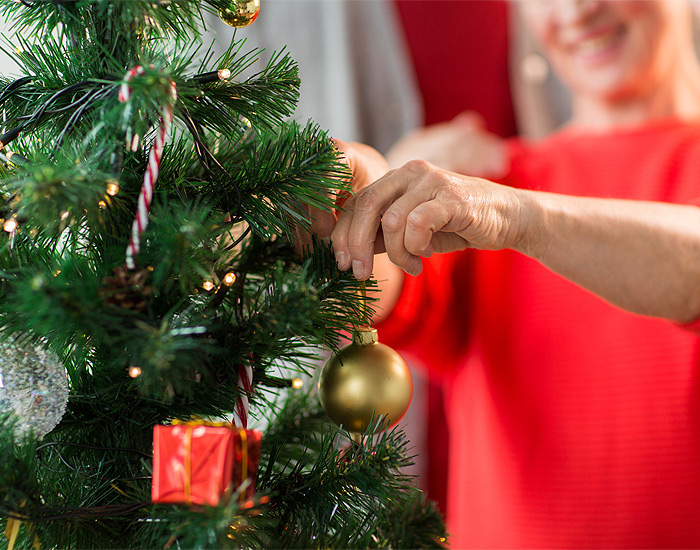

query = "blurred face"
[521,0,691,102]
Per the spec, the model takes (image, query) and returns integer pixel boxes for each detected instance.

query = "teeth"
[576,33,616,55]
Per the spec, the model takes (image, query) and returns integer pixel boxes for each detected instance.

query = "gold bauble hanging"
[318,328,412,434]
[218,0,261,28]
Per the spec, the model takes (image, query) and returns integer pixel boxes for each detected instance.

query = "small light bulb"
[106,180,120,196]
[3,219,17,233]
[291,378,303,389]
[128,366,142,378]
[98,200,107,209]
[223,272,236,286]
[202,280,215,291]
[60,210,70,220]
[218,69,231,80]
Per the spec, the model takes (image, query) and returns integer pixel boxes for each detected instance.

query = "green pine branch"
[0,0,447,547]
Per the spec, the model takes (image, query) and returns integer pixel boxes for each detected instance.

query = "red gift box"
[152,422,262,506]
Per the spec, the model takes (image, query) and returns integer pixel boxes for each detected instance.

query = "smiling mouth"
[571,27,625,59]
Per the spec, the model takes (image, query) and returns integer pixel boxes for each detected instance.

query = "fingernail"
[352,259,365,279]
[335,251,349,270]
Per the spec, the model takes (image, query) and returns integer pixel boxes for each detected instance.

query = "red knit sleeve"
[375,251,472,378]
[676,197,700,334]
[677,316,700,335]
[674,197,700,334]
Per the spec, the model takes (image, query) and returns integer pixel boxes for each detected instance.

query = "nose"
[554,0,602,24]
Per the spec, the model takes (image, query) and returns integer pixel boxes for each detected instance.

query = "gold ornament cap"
[352,327,378,346]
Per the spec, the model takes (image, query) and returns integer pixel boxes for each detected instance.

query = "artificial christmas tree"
[0,1,446,548]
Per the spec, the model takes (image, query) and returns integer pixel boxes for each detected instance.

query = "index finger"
[332,171,409,279]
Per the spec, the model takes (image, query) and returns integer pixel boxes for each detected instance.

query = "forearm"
[515,190,700,323]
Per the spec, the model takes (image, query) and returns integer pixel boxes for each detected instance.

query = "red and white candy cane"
[235,357,254,429]
[119,66,177,270]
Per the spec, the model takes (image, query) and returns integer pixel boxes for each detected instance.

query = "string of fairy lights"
[0,0,326,534]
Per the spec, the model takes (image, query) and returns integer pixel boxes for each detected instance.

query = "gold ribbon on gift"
[170,419,250,506]
[4,516,21,550]
[172,417,231,505]
[184,424,192,505]
[171,418,231,428]
[4,500,41,550]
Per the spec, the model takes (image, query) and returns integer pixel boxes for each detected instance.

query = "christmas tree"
[0,1,447,548]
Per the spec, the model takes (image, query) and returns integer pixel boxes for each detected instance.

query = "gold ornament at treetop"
[218,0,261,28]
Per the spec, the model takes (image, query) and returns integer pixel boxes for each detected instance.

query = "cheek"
[521,9,553,53]
[614,0,659,16]
[620,14,673,75]
[613,0,668,37]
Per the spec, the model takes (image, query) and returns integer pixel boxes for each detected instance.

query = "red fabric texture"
[680,315,700,335]
[152,424,262,506]
[376,120,700,548]
[394,0,516,134]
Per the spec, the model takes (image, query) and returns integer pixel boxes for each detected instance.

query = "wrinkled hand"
[386,111,509,177]
[292,139,390,256]
[331,159,526,279]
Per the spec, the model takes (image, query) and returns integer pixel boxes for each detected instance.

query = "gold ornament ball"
[318,328,412,433]
[219,0,261,27]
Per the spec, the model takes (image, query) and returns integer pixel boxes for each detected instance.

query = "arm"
[519,191,700,323]
[331,160,700,323]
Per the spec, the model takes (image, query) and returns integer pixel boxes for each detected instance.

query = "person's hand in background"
[386,111,509,178]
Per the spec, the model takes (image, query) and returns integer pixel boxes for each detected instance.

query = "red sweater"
[377,120,700,548]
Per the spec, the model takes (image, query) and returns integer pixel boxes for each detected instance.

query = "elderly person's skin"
[310,0,700,325]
